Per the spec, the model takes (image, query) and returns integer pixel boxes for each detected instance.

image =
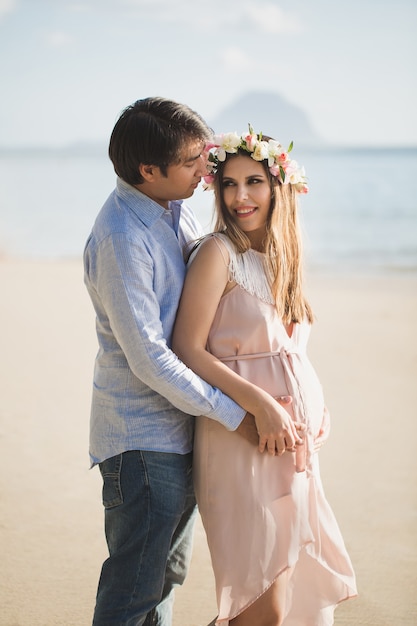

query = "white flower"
[268,140,283,154]
[286,162,305,184]
[217,132,241,153]
[252,140,269,161]
[216,148,227,162]
[267,140,284,167]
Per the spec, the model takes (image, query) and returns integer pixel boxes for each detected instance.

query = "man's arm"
[86,232,245,430]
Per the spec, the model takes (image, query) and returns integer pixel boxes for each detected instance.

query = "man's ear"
[139,163,159,182]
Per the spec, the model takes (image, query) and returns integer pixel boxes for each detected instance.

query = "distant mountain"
[208,91,321,148]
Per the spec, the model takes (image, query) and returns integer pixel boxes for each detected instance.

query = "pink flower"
[269,164,281,177]
[203,174,215,185]
[284,160,300,181]
[243,133,258,151]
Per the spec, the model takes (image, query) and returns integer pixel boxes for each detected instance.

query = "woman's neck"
[247,229,266,253]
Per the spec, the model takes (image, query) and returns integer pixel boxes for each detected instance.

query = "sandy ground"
[0,259,416,626]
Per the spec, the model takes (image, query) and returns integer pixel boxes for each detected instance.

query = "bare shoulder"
[190,233,230,268]
[189,234,238,296]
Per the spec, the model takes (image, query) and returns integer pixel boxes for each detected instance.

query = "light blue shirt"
[84,178,245,466]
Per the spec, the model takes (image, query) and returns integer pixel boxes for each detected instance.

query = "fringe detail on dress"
[212,233,275,305]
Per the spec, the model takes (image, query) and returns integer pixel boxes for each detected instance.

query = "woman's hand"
[274,396,306,452]
[236,395,306,456]
[254,394,304,456]
[313,406,331,452]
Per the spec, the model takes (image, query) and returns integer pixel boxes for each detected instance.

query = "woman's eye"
[222,177,265,187]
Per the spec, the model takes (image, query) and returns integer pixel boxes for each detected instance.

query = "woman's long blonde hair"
[213,149,313,324]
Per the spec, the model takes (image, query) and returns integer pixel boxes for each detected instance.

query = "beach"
[1,259,416,626]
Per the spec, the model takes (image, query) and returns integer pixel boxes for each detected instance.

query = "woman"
[173,128,357,625]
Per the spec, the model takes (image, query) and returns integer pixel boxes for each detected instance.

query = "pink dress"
[193,235,357,625]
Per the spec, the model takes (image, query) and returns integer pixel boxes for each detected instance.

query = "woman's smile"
[234,205,258,216]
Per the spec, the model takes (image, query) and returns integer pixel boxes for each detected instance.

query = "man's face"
[141,140,208,208]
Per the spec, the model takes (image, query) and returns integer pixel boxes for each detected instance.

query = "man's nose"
[196,154,208,176]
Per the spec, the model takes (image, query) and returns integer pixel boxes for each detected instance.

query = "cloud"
[219,44,291,85]
[67,2,91,11]
[133,0,305,33]
[221,46,258,72]
[45,31,74,47]
[63,0,304,34]
[244,3,304,34]
[0,0,17,18]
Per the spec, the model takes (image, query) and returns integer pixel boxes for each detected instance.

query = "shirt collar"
[116,177,183,228]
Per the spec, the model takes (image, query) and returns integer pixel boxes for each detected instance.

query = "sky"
[0,0,416,148]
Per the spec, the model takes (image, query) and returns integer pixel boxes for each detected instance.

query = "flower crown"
[203,125,308,194]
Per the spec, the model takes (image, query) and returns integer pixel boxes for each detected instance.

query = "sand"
[0,259,416,626]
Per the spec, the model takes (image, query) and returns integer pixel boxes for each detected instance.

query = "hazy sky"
[1,0,416,148]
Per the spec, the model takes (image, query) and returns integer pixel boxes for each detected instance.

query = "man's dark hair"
[108,97,212,185]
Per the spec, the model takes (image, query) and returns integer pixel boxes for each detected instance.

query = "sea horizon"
[1,145,416,272]
[1,142,417,155]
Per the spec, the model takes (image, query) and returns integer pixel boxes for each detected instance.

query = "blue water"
[1,146,416,272]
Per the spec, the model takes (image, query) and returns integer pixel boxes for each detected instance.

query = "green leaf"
[288,141,293,153]
[279,165,286,182]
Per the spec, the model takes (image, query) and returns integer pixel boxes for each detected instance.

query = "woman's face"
[221,155,272,244]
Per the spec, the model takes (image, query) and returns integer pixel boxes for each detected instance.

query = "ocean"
[1,146,416,273]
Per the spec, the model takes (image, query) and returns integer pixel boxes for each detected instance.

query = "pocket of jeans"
[99,453,123,509]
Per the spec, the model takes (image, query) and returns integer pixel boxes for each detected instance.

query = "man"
[83,97,247,626]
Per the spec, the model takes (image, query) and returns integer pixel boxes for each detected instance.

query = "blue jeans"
[92,450,197,626]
